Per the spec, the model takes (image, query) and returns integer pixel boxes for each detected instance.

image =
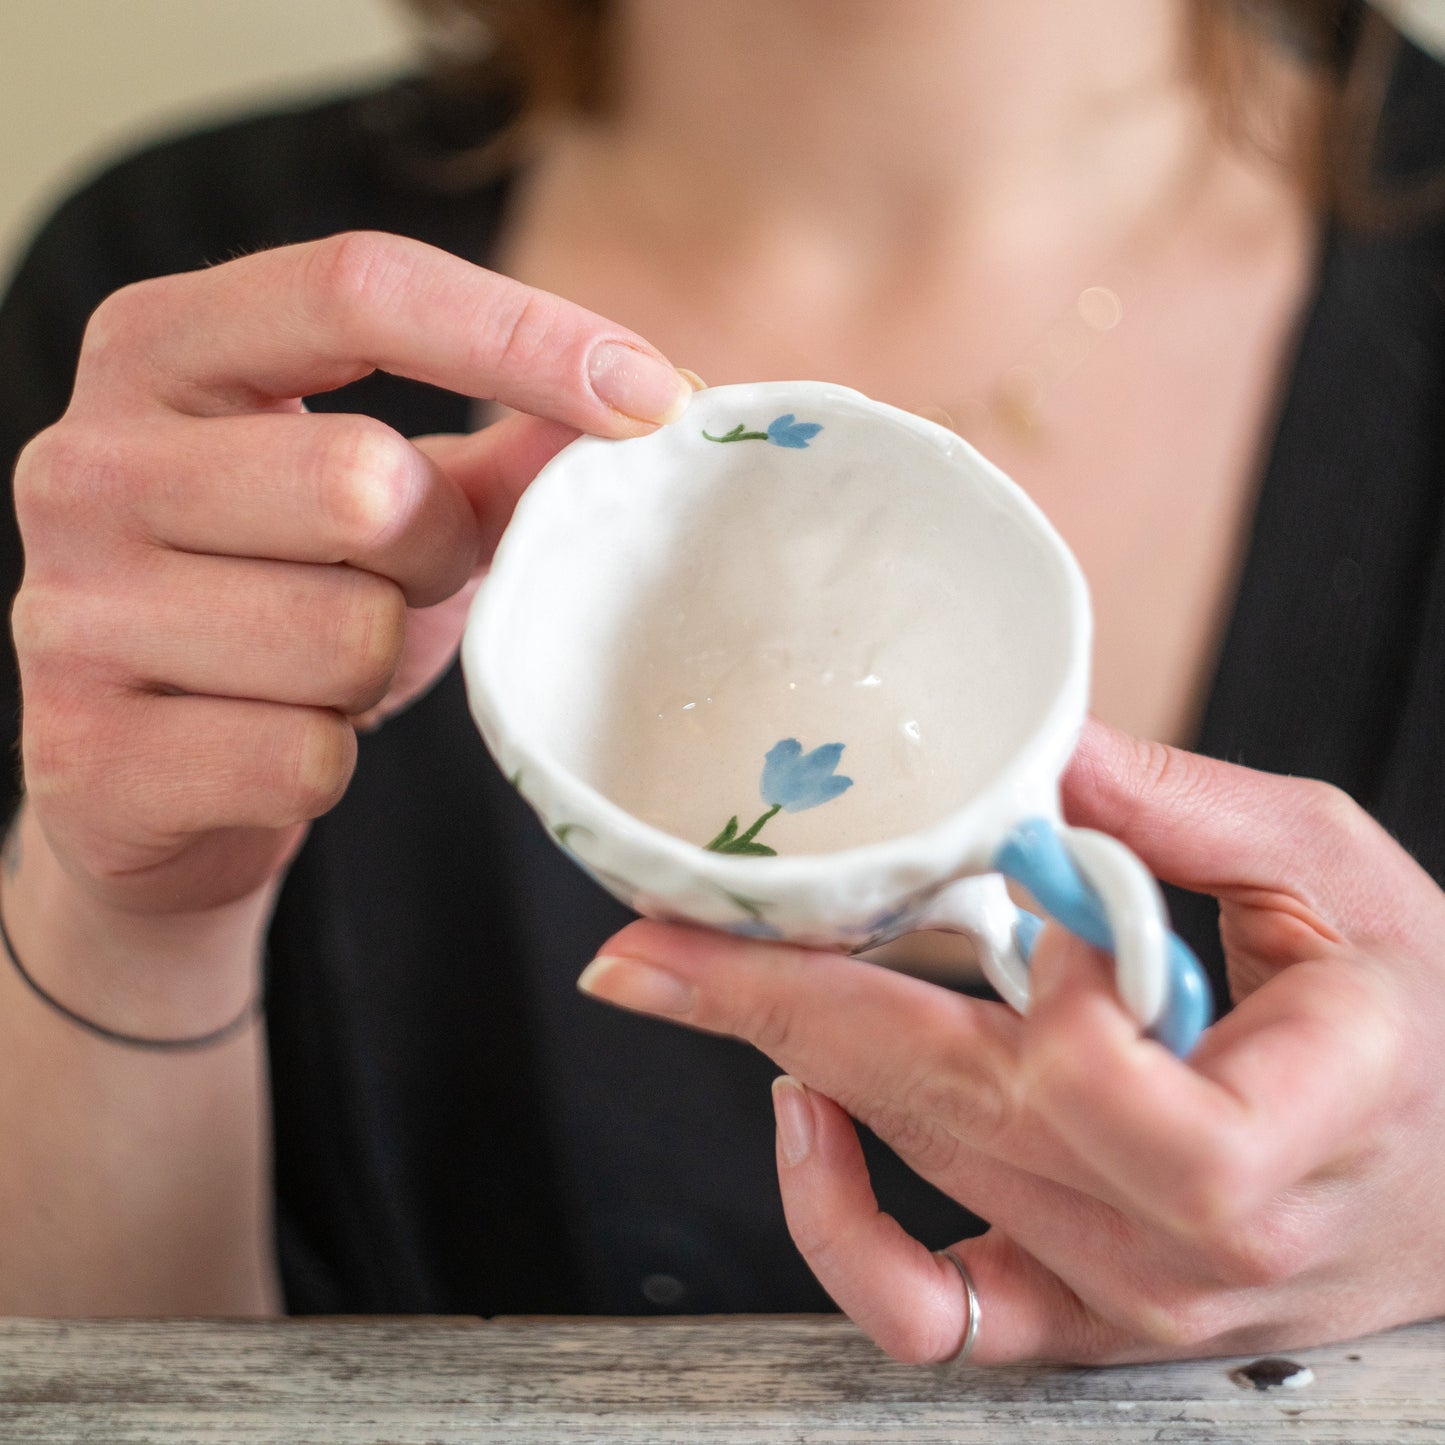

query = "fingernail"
[772,1075,815,1166]
[676,367,707,392]
[588,343,694,424]
[577,954,697,1017]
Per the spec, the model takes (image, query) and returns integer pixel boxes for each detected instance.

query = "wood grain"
[1,1314,1441,1443]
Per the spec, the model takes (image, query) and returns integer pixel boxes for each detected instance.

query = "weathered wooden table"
[1,1314,1441,1443]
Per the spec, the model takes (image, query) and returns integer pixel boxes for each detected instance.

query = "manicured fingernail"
[588,343,693,424]
[577,954,697,1016]
[676,367,707,392]
[772,1075,815,1166]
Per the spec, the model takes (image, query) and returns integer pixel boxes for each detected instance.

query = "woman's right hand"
[0,232,687,1313]
[10,231,693,918]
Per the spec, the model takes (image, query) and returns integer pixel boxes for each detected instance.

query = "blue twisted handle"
[992,818,1213,1056]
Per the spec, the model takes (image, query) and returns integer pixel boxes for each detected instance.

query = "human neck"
[599,0,1205,242]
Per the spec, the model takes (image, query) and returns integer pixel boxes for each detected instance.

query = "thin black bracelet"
[0,888,262,1052]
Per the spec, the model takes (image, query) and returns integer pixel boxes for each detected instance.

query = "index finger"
[75,231,694,434]
[579,920,1091,1189]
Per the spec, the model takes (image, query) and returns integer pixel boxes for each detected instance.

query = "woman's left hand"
[578,719,1445,1364]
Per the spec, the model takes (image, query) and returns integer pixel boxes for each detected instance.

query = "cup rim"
[462,380,1092,886]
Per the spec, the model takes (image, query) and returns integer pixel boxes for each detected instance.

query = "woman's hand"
[12,231,693,915]
[2,232,693,1314]
[579,719,1445,1364]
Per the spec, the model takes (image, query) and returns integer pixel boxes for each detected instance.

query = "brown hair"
[395,0,1435,224]
[1192,0,1445,226]
[403,0,608,117]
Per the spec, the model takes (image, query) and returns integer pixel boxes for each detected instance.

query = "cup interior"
[477,386,1084,859]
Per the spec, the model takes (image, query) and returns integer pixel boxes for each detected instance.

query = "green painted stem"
[704,802,783,854]
[734,803,781,845]
[702,424,770,443]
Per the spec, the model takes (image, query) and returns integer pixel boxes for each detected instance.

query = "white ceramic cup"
[461,381,1210,1053]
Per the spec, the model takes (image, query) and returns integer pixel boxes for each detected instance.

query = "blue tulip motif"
[761,739,854,810]
[704,738,853,855]
[724,917,785,939]
[702,414,823,449]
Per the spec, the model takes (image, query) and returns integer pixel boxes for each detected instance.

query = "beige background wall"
[1378,0,1445,47]
[0,0,416,281]
[2,1,1445,286]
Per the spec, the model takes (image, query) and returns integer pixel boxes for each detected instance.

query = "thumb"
[1061,717,1408,939]
[413,411,580,562]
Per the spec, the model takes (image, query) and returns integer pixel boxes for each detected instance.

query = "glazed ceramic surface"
[462,382,1206,1046]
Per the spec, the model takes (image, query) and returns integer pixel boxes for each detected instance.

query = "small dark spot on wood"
[1347,1353,1362,1362]
[1229,1357,1313,1391]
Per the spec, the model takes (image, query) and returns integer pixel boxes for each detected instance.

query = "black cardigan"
[0,47,1442,1317]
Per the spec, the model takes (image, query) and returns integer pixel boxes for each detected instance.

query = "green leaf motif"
[702,422,770,444]
[717,887,771,922]
[712,885,782,939]
[704,802,781,855]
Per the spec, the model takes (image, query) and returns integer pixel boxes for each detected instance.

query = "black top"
[0,42,1442,1317]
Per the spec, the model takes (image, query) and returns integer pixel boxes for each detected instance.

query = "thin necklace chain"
[950,128,1217,445]
[620,118,1219,448]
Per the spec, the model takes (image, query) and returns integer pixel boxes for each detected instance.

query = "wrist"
[1,803,270,1044]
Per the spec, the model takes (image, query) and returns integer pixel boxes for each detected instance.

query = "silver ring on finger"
[938,1248,981,1366]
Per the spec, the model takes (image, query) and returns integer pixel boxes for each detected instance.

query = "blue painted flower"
[761,738,853,812]
[765,414,823,449]
[723,918,785,941]
[703,741,853,854]
[856,891,932,949]
[702,415,823,448]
